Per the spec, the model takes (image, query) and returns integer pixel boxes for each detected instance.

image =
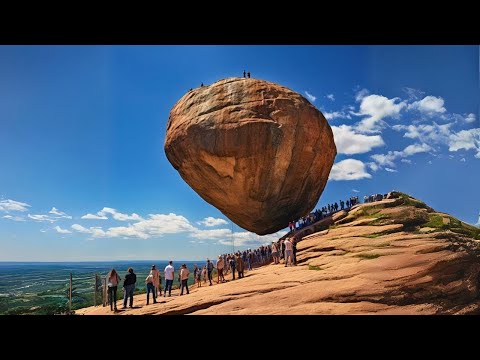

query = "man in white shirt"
[164,261,174,297]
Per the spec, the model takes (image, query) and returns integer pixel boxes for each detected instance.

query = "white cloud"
[49,207,72,219]
[329,159,372,181]
[367,162,379,172]
[218,230,288,248]
[463,113,476,124]
[82,207,143,221]
[409,96,446,114]
[81,213,108,220]
[332,125,385,155]
[356,94,407,133]
[355,88,370,102]
[323,111,352,121]
[402,143,432,156]
[371,143,431,169]
[448,128,480,158]
[197,217,228,227]
[40,229,47,233]
[460,158,466,162]
[28,214,56,223]
[3,215,25,222]
[428,160,432,164]
[393,122,453,144]
[0,199,30,212]
[190,228,232,240]
[54,225,72,234]
[72,224,91,233]
[305,91,316,102]
[352,189,360,193]
[401,159,412,164]
[385,168,398,173]
[326,94,335,101]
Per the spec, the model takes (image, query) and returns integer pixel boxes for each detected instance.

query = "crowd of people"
[104,191,390,312]
[104,241,292,312]
[288,196,361,233]
[288,192,391,234]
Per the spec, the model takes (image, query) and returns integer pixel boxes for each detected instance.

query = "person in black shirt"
[122,267,136,309]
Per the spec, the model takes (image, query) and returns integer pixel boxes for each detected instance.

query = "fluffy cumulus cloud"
[463,113,476,124]
[409,96,446,114]
[197,217,228,227]
[70,211,288,248]
[371,143,432,169]
[329,159,372,181]
[0,199,30,212]
[304,91,316,102]
[393,122,453,144]
[332,125,385,155]
[356,94,406,133]
[81,207,143,221]
[54,225,71,234]
[49,207,72,219]
[448,128,480,158]
[323,111,352,121]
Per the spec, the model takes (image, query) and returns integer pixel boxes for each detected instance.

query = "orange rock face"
[164,78,336,235]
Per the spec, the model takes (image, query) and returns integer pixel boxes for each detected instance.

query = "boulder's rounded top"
[165,77,336,235]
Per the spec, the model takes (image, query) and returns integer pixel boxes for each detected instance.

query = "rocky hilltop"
[164,77,336,235]
[78,192,480,315]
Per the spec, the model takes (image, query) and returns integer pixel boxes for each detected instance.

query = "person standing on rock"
[292,238,297,266]
[229,255,236,280]
[216,255,225,283]
[271,241,279,264]
[202,265,207,285]
[150,265,161,299]
[236,253,244,279]
[243,70,246,78]
[206,259,214,286]
[122,267,136,309]
[145,272,157,305]
[164,261,174,297]
[107,268,121,312]
[179,264,190,295]
[284,238,293,267]
[247,71,251,78]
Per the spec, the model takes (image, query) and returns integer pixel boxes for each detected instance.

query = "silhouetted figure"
[201,83,204,87]
[247,71,251,78]
[243,70,246,78]
[189,88,192,91]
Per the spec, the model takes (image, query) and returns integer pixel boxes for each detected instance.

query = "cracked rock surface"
[164,77,336,235]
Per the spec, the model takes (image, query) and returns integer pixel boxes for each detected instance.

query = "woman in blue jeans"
[107,268,121,312]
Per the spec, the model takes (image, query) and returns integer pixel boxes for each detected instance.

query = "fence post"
[69,273,72,313]
[94,274,97,306]
[103,277,107,307]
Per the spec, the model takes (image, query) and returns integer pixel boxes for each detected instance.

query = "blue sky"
[1,45,478,261]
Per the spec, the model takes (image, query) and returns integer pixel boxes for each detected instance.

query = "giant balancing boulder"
[164,77,337,235]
